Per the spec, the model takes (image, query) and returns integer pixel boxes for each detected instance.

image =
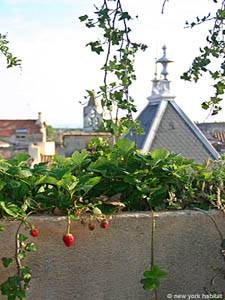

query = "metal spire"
[154,57,158,80]
[157,45,173,80]
[147,45,175,102]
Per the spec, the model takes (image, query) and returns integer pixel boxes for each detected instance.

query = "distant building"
[83,95,103,131]
[126,46,219,164]
[0,112,46,149]
[0,112,55,164]
[196,122,225,154]
[63,131,112,157]
[61,93,112,156]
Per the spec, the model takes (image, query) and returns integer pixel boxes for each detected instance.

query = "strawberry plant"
[1,141,225,298]
[0,214,38,300]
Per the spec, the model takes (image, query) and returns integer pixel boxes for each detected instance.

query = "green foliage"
[46,125,58,142]
[0,33,21,68]
[181,0,225,115]
[0,220,36,300]
[2,257,13,268]
[79,0,147,139]
[0,138,225,218]
[1,129,225,298]
[141,265,168,290]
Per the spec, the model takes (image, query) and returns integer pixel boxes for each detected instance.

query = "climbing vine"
[181,0,225,115]
[162,0,225,115]
[0,34,21,68]
[79,0,147,140]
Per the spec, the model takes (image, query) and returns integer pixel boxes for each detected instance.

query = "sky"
[0,0,224,128]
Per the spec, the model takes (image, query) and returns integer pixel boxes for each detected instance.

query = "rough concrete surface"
[0,210,225,300]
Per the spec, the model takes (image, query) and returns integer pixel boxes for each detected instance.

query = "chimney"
[38,112,42,123]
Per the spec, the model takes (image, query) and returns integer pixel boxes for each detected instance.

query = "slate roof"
[127,103,160,148]
[126,46,220,163]
[128,100,219,162]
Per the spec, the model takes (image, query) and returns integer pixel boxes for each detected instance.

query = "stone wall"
[63,132,112,156]
[0,210,225,300]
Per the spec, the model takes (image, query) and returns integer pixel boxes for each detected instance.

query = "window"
[16,128,28,139]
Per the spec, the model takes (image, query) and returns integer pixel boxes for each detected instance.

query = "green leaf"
[58,174,78,191]
[80,176,101,193]
[0,180,5,191]
[151,149,170,160]
[2,257,13,268]
[143,265,168,279]
[18,234,28,242]
[141,278,160,290]
[35,175,58,186]
[1,275,21,296]
[86,41,104,55]
[0,201,21,217]
[19,169,32,178]
[119,12,131,20]
[79,15,88,22]
[21,266,32,281]
[10,153,30,164]
[201,101,209,110]
[16,290,26,299]
[69,214,80,221]
[18,250,26,260]
[25,243,37,252]
[217,9,225,19]
[116,138,135,153]
[141,265,168,291]
[72,150,89,166]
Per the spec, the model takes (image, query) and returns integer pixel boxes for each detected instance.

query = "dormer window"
[16,128,28,139]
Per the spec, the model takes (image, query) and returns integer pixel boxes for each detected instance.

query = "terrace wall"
[0,210,224,299]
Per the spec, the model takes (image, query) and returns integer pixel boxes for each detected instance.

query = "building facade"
[0,112,55,163]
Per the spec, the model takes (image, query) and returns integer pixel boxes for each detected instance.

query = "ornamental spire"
[156,45,173,80]
[147,45,175,102]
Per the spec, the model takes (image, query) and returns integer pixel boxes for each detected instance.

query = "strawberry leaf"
[141,265,167,290]
[2,257,13,268]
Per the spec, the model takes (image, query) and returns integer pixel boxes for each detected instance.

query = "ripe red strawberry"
[63,233,75,247]
[88,223,95,231]
[100,220,109,229]
[30,228,39,237]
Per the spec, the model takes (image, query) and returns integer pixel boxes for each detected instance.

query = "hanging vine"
[79,0,147,140]
[0,34,21,68]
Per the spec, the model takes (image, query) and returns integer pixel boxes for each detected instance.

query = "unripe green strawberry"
[93,207,102,216]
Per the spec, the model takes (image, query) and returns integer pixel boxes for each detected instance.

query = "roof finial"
[157,45,173,80]
[154,57,158,80]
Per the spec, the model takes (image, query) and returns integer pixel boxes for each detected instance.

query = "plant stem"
[15,211,33,289]
[67,213,71,235]
[151,209,158,300]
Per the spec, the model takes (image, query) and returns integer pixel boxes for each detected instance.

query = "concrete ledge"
[0,210,225,299]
